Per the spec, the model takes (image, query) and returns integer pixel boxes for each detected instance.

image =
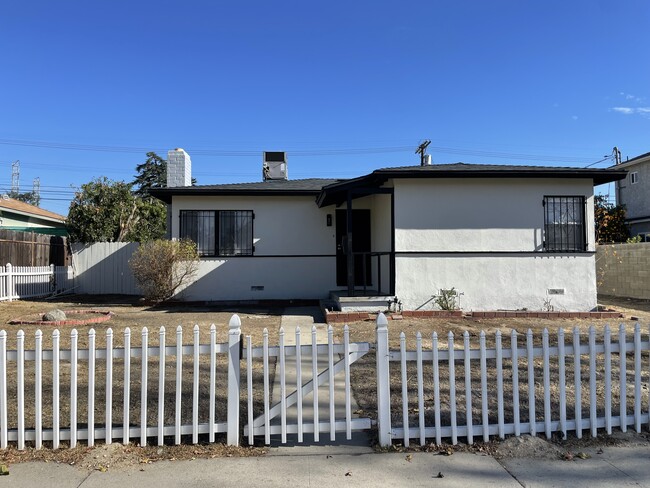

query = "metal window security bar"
[543,196,586,252]
[180,210,253,257]
[180,210,216,256]
[219,211,254,256]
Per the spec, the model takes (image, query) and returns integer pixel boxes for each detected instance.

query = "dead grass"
[1,294,648,459]
[0,295,281,456]
[335,296,650,437]
[0,294,283,350]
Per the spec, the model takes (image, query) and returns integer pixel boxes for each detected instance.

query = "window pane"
[219,210,253,256]
[180,210,216,256]
[543,196,585,252]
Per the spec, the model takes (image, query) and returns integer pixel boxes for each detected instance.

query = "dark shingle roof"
[150,163,627,205]
[150,178,344,203]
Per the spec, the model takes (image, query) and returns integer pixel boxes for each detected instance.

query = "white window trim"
[631,171,639,184]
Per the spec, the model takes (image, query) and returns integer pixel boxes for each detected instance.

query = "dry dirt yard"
[0,294,283,350]
[0,294,648,470]
[333,295,650,348]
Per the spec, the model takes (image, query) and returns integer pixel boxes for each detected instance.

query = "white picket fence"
[0,316,242,449]
[0,263,74,301]
[377,314,650,446]
[0,313,648,450]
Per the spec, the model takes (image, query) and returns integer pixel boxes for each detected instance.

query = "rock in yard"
[43,309,67,322]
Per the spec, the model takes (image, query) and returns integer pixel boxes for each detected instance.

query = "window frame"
[179,209,255,257]
[631,171,639,184]
[542,195,587,253]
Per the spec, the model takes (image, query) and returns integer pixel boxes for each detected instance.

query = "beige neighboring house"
[0,196,67,236]
[614,151,650,239]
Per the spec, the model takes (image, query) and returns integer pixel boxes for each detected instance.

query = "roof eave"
[0,207,66,224]
[373,168,628,184]
[150,188,323,204]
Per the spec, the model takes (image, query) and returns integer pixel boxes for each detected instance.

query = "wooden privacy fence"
[0,230,69,267]
[0,264,74,302]
[0,313,648,450]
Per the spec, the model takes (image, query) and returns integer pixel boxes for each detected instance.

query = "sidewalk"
[270,306,370,447]
[2,445,650,487]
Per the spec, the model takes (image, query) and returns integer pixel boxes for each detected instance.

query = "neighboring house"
[151,149,626,312]
[0,196,67,236]
[614,151,650,238]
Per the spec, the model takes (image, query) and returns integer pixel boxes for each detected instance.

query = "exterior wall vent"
[547,288,565,295]
[263,152,288,181]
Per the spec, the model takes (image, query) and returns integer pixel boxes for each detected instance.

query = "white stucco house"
[150,149,626,312]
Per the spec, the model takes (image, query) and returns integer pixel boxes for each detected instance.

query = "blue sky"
[1,0,649,215]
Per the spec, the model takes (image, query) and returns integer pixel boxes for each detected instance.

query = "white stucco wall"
[393,178,595,252]
[177,256,336,301]
[171,195,336,255]
[392,178,597,311]
[395,254,597,311]
[171,195,337,300]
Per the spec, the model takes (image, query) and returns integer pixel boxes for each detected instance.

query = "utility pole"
[11,160,20,193]
[415,140,431,166]
[612,146,621,165]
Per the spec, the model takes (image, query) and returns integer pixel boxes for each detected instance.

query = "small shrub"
[129,239,199,302]
[434,288,458,311]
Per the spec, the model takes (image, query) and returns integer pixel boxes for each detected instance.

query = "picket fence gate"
[242,325,372,445]
[0,263,74,301]
[0,313,648,450]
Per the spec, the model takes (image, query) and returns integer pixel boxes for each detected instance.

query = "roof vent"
[263,152,288,181]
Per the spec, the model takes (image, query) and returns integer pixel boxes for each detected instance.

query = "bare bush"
[129,239,199,302]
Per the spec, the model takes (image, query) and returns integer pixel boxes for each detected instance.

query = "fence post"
[6,263,13,302]
[227,314,242,446]
[50,264,55,293]
[376,312,392,446]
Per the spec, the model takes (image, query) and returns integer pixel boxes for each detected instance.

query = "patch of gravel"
[494,435,565,460]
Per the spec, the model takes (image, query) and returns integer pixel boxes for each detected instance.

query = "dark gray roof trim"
[149,163,627,206]
[316,163,628,207]
[150,178,343,203]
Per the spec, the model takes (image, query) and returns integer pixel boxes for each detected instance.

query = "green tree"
[8,190,40,207]
[67,177,166,242]
[132,151,196,197]
[595,195,629,243]
[132,152,166,197]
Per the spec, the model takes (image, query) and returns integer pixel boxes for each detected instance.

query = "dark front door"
[336,209,371,287]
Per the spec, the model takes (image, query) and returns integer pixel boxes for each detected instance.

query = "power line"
[0,137,602,163]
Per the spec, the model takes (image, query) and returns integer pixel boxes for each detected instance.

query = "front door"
[336,209,371,287]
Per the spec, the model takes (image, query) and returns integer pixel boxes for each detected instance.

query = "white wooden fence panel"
[384,316,650,447]
[71,242,140,295]
[0,263,73,301]
[1,313,648,451]
[0,324,231,449]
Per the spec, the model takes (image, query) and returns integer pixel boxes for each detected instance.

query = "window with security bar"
[543,196,586,252]
[179,210,254,256]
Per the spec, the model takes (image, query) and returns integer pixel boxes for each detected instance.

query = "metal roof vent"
[263,152,288,181]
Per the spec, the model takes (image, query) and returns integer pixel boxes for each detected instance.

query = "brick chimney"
[167,148,192,187]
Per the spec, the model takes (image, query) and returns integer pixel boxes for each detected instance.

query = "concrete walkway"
[4,446,650,487]
[269,307,369,447]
